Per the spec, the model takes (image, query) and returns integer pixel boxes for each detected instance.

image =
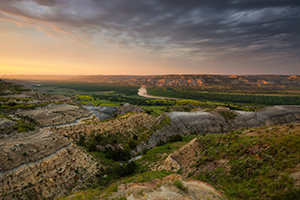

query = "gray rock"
[135,106,300,154]
[83,105,118,121]
[118,103,144,115]
[0,117,15,129]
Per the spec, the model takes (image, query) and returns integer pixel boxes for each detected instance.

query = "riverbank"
[138,85,179,100]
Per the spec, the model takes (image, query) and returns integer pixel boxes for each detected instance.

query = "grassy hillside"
[176,124,300,200]
[59,124,300,200]
[58,136,197,200]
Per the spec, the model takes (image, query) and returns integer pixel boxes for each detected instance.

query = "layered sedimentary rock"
[117,103,144,115]
[135,106,300,153]
[16,104,91,127]
[0,80,99,199]
[83,105,118,121]
[0,128,97,200]
[52,113,163,142]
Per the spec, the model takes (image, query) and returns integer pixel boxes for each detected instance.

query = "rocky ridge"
[135,106,300,153]
[52,112,163,144]
[16,104,91,127]
[0,128,97,200]
[0,80,97,200]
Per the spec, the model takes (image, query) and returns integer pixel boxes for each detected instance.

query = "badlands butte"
[0,76,300,200]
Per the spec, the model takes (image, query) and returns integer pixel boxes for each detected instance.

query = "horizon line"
[1,73,299,77]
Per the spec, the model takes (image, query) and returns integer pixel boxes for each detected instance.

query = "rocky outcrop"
[118,103,144,115]
[0,128,97,200]
[52,113,162,142]
[160,138,203,175]
[259,105,300,124]
[168,111,229,133]
[0,117,15,129]
[231,111,268,129]
[135,106,300,154]
[83,105,118,121]
[16,104,91,127]
[0,80,99,200]
[108,174,225,200]
[161,155,182,172]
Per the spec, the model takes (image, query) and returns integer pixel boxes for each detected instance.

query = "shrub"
[105,147,131,161]
[218,110,237,121]
[77,134,85,146]
[173,180,187,192]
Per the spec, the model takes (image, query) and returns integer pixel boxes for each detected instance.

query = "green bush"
[173,180,187,192]
[218,110,237,121]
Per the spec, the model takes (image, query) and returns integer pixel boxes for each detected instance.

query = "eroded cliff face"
[47,105,300,157]
[16,104,92,127]
[0,80,98,200]
[0,128,97,200]
[135,106,300,154]
[52,112,164,144]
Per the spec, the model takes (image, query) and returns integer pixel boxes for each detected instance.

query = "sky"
[0,0,299,75]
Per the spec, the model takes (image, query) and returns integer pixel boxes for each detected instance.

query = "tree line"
[147,86,300,106]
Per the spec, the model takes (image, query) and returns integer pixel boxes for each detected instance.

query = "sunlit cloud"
[0,0,299,75]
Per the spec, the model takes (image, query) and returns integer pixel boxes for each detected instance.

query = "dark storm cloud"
[0,0,299,61]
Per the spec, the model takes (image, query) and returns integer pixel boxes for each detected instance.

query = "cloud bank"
[0,0,299,73]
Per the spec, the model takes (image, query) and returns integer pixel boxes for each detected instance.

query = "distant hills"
[125,74,300,87]
[0,75,140,82]
[2,74,300,87]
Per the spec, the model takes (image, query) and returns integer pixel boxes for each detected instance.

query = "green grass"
[34,81,262,113]
[33,82,139,95]
[69,134,196,200]
[217,110,237,121]
[137,135,197,167]
[141,105,168,113]
[58,170,172,200]
[123,170,172,184]
[190,126,300,200]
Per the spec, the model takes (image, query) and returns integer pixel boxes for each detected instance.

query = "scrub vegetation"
[189,125,300,200]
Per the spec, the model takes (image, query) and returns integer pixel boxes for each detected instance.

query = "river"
[137,86,179,100]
